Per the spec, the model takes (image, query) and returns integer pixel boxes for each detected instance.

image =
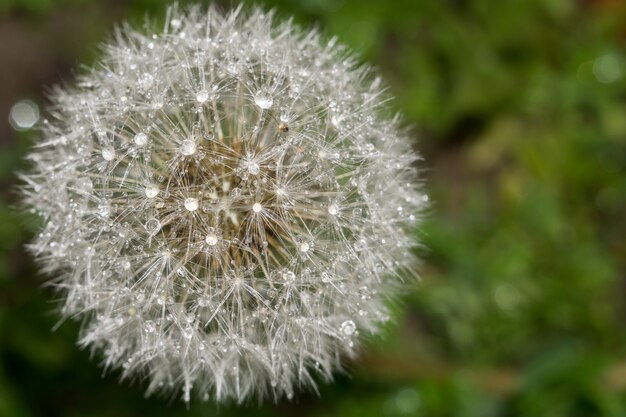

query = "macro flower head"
[21,4,426,404]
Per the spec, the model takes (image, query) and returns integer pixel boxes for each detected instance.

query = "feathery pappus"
[21,4,427,404]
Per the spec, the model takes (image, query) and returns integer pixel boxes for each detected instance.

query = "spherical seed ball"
[21,5,427,404]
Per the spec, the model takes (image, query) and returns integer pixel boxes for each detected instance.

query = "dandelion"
[21,5,426,404]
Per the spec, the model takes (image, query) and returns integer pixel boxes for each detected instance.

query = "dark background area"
[1,0,626,416]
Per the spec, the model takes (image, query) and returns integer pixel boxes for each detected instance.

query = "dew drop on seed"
[282,271,295,281]
[183,326,194,340]
[252,202,263,213]
[254,94,273,109]
[206,233,218,246]
[101,146,115,161]
[247,161,260,175]
[340,320,356,336]
[144,320,156,333]
[330,113,344,128]
[180,139,196,156]
[184,198,199,211]
[134,132,148,147]
[145,184,159,198]
[145,218,161,234]
[196,90,209,103]
[98,203,110,218]
[328,204,339,216]
[298,242,310,253]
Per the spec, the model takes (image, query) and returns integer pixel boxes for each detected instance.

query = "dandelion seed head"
[21,5,426,405]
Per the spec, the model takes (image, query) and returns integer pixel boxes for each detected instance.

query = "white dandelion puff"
[21,4,426,404]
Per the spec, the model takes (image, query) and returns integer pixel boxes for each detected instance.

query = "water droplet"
[73,177,92,193]
[330,111,344,128]
[196,90,209,103]
[184,198,199,211]
[206,233,218,246]
[134,132,148,147]
[298,242,310,253]
[254,94,273,109]
[328,204,339,216]
[170,18,182,29]
[183,326,194,339]
[98,203,110,218]
[145,184,159,198]
[282,271,295,281]
[101,146,115,161]
[9,99,39,131]
[340,320,356,336]
[247,161,260,175]
[145,217,161,234]
[180,139,196,156]
[358,286,371,300]
[252,202,263,213]
[144,320,156,333]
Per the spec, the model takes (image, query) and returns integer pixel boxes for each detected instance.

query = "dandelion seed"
[21,5,425,405]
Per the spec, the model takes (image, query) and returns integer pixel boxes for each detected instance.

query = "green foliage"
[1,0,625,416]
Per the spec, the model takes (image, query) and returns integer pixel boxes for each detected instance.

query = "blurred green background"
[1,0,625,416]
